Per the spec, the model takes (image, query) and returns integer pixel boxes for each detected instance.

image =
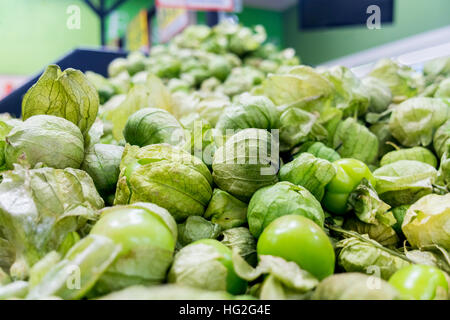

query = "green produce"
[195,94,230,126]
[90,202,177,294]
[320,66,370,117]
[312,273,399,300]
[369,121,396,158]
[343,218,398,248]
[232,254,318,299]
[401,193,450,250]
[22,65,99,136]
[168,239,247,295]
[388,97,450,147]
[0,119,13,170]
[380,146,438,168]
[203,189,248,230]
[216,94,279,133]
[177,216,222,246]
[424,56,450,80]
[27,235,120,299]
[438,146,450,189]
[435,78,450,98]
[361,76,392,113]
[333,117,379,164]
[369,59,425,101]
[335,236,410,280]
[322,158,376,215]
[108,58,127,77]
[221,67,264,97]
[257,215,335,280]
[247,182,325,238]
[279,152,336,200]
[433,119,450,159]
[391,205,410,235]
[110,76,174,141]
[1,21,449,300]
[125,51,146,75]
[85,71,115,104]
[221,227,257,266]
[262,65,334,106]
[123,108,185,147]
[278,107,328,152]
[212,128,279,201]
[5,115,84,169]
[294,141,341,162]
[0,281,29,300]
[114,144,213,222]
[373,160,437,207]
[0,165,103,278]
[97,284,239,300]
[389,264,448,300]
[347,179,395,227]
[81,144,124,196]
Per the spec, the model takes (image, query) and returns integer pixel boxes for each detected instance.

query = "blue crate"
[0,47,128,117]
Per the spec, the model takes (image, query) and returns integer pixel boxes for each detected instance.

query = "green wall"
[283,0,450,66]
[0,0,100,75]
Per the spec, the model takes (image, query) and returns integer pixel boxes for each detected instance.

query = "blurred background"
[0,0,449,99]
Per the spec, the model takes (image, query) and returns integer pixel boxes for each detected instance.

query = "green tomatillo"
[168,239,247,295]
[257,215,335,280]
[388,264,448,300]
[90,202,177,294]
[322,158,376,215]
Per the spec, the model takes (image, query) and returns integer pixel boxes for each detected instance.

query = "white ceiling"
[244,0,298,11]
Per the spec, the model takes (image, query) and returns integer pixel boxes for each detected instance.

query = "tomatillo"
[322,158,376,215]
[388,264,448,300]
[257,215,335,280]
[90,202,177,293]
[168,239,247,295]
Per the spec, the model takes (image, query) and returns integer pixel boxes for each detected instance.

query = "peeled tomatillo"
[257,215,335,280]
[388,264,448,300]
[89,203,177,293]
[322,158,376,215]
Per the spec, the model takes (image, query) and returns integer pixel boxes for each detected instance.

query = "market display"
[0,22,449,300]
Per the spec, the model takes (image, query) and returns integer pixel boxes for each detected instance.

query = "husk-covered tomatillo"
[123,108,185,147]
[212,128,279,201]
[168,239,247,295]
[5,115,84,169]
[114,143,213,222]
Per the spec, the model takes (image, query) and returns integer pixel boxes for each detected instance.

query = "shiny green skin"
[91,207,175,255]
[322,158,376,215]
[389,265,448,300]
[194,239,247,295]
[380,147,437,168]
[257,215,335,280]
